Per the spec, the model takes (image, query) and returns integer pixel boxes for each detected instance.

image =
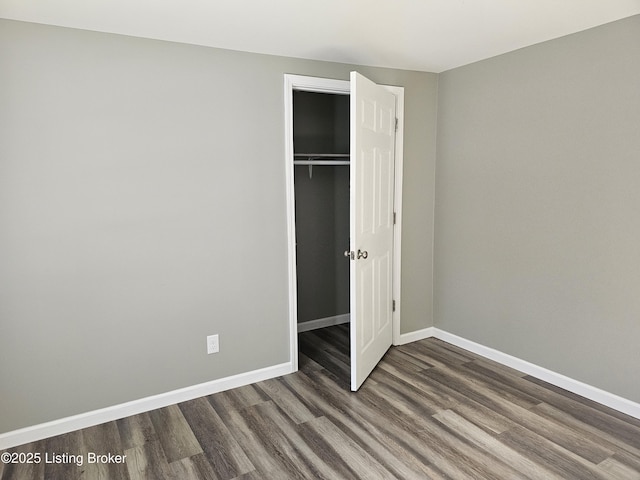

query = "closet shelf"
[294,153,350,166]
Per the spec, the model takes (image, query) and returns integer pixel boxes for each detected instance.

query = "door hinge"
[392,300,396,312]
[393,212,397,225]
[395,117,399,132]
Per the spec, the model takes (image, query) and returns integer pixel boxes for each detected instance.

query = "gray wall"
[0,19,437,433]
[435,15,640,402]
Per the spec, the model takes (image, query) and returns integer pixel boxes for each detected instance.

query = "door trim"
[283,74,404,372]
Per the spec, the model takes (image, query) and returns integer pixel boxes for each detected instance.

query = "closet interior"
[293,90,350,337]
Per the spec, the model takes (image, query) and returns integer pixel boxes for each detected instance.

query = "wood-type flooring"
[2,324,640,479]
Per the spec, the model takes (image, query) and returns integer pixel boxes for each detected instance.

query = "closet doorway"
[284,73,404,391]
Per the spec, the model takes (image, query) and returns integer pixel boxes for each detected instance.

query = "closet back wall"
[294,166,349,324]
[294,92,350,325]
[0,19,438,434]
[293,91,349,154]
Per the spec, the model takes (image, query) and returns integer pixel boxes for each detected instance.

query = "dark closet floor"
[298,323,350,388]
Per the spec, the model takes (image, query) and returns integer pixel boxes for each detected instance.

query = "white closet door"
[349,71,396,391]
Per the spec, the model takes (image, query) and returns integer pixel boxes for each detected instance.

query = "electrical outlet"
[207,334,219,354]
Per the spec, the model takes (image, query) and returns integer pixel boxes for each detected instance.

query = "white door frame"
[284,74,404,371]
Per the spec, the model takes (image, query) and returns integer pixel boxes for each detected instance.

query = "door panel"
[350,71,396,391]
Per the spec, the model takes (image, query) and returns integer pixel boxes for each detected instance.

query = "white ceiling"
[1,0,639,72]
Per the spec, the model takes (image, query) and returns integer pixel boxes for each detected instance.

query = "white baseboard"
[5,327,640,450]
[0,362,293,451]
[430,328,640,420]
[297,314,350,333]
[395,326,435,345]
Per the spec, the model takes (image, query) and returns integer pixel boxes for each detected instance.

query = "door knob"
[357,249,368,259]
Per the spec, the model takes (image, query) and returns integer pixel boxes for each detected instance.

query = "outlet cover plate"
[207,334,219,354]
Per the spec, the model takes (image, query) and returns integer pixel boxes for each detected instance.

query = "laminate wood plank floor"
[3,325,640,479]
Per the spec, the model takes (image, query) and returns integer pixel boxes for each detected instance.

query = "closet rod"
[294,153,350,158]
